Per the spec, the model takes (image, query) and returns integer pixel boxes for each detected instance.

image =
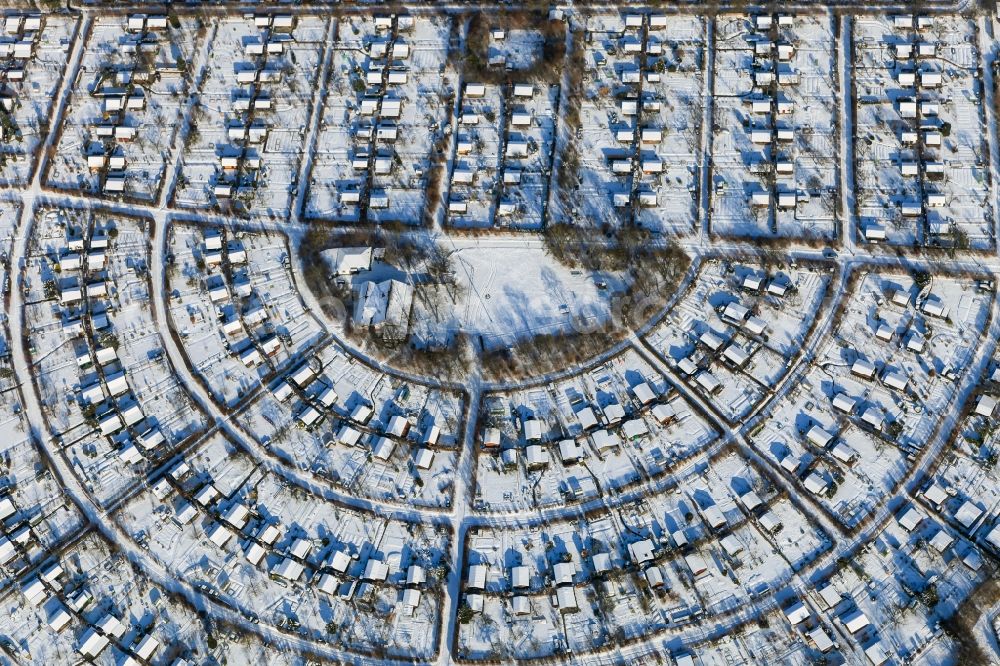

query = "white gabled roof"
[852,358,876,377]
[923,483,948,506]
[271,557,304,581]
[553,561,575,585]
[738,490,763,512]
[467,564,487,589]
[628,539,655,564]
[984,523,1000,551]
[832,392,856,414]
[97,613,125,638]
[387,415,409,437]
[591,429,619,451]
[784,601,810,625]
[576,407,598,430]
[244,542,266,566]
[804,472,828,495]
[702,504,727,529]
[806,425,835,447]
[522,418,542,441]
[327,549,351,573]
[555,585,577,610]
[525,444,549,467]
[47,603,71,632]
[929,528,954,553]
[842,609,870,634]
[865,641,889,666]
[720,534,743,556]
[363,558,389,581]
[289,538,312,560]
[316,572,338,594]
[401,588,421,608]
[174,500,197,525]
[817,582,842,609]
[898,506,925,531]
[975,395,997,417]
[414,448,434,469]
[77,627,110,657]
[206,523,233,549]
[406,565,426,585]
[622,418,648,440]
[558,439,584,462]
[511,565,530,589]
[134,634,160,660]
[221,503,250,529]
[512,595,530,615]
[955,500,983,528]
[809,626,835,652]
[632,381,656,405]
[651,402,675,424]
[22,576,45,605]
[372,437,395,461]
[592,552,612,573]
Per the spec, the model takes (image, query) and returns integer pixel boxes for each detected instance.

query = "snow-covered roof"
[898,506,925,532]
[467,564,487,589]
[324,247,373,275]
[975,395,997,417]
[414,448,434,469]
[271,557,304,581]
[929,529,954,553]
[555,585,577,610]
[511,565,530,589]
[558,439,584,462]
[632,381,656,405]
[804,472,828,495]
[353,279,414,333]
[832,392,856,414]
[955,500,983,528]
[591,429,619,451]
[784,601,810,625]
[841,609,870,634]
[622,418,648,440]
[628,539,655,564]
[923,483,948,506]
[363,558,389,581]
[739,491,763,512]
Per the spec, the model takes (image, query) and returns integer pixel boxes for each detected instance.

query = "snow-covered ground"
[411,242,614,348]
[46,16,200,201]
[3,8,1000,666]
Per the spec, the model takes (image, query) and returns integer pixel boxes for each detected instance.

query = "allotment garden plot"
[306,15,454,224]
[166,224,326,407]
[475,348,717,512]
[0,14,76,185]
[0,533,238,665]
[46,15,201,201]
[634,15,705,234]
[710,14,838,239]
[458,451,830,659]
[24,209,207,506]
[853,15,991,248]
[240,342,465,508]
[174,15,328,219]
[751,271,991,529]
[644,259,831,423]
[117,447,450,660]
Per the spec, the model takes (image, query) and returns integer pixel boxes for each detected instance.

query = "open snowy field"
[410,242,614,349]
